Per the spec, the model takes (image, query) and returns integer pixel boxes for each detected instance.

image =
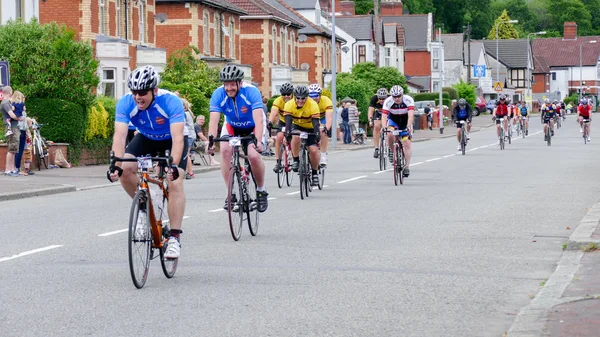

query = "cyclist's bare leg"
[504,119,509,135]
[497,123,501,138]
[167,168,185,230]
[320,128,328,153]
[403,139,412,168]
[120,155,139,198]
[291,136,301,157]
[374,120,382,149]
[247,144,265,187]
[467,123,472,133]
[456,126,462,142]
[308,145,320,170]
[387,130,394,150]
[275,132,284,160]
[220,142,233,187]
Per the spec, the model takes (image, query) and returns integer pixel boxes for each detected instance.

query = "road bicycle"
[379,128,390,171]
[582,118,591,144]
[275,126,293,188]
[213,135,259,241]
[108,151,178,289]
[497,117,506,150]
[458,120,468,155]
[289,130,324,199]
[391,128,408,186]
[31,120,49,170]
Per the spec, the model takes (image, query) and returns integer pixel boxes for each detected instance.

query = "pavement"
[2,113,599,336]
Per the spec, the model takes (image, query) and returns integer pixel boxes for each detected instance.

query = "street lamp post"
[527,31,546,110]
[496,20,518,86]
[580,40,597,101]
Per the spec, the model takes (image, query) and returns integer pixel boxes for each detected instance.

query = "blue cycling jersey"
[457,109,468,119]
[520,106,528,115]
[115,89,186,140]
[209,82,263,129]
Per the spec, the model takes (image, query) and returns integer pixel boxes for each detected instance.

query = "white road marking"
[98,229,128,237]
[373,169,392,175]
[209,209,225,213]
[323,185,329,188]
[286,191,300,195]
[337,176,368,184]
[267,197,277,200]
[443,154,455,158]
[0,245,63,263]
[425,158,442,162]
[411,162,424,166]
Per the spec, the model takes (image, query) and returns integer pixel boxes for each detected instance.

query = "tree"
[335,75,372,124]
[581,0,600,34]
[349,62,408,95]
[487,10,520,39]
[353,0,373,15]
[546,0,593,35]
[452,80,477,107]
[159,46,220,119]
[0,19,99,107]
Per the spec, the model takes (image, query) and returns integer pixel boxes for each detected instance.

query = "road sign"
[479,77,493,91]
[494,81,503,92]
[0,61,10,87]
[474,65,486,78]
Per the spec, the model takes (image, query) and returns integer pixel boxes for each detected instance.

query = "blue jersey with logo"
[209,82,263,129]
[115,89,186,140]
[520,106,528,116]
[457,108,468,119]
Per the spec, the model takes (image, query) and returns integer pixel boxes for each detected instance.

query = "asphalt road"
[1,116,599,337]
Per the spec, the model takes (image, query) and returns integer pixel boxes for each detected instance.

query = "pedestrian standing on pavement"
[341,102,351,144]
[12,91,29,175]
[348,99,360,141]
[425,103,433,130]
[2,86,21,176]
[182,98,196,179]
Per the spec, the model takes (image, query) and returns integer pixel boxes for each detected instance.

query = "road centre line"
[286,191,300,195]
[337,176,368,184]
[0,245,63,263]
[373,169,392,175]
[98,216,190,237]
[209,209,224,213]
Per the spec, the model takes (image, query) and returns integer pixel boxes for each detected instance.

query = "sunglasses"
[282,93,293,97]
[392,95,402,99]
[132,89,151,96]
[296,97,307,101]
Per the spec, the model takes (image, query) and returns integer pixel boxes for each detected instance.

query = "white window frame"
[384,47,391,66]
[203,11,210,54]
[272,26,277,64]
[229,18,234,60]
[99,0,106,35]
[16,0,25,19]
[433,59,439,70]
[102,68,117,98]
[432,80,439,92]
[122,68,128,96]
[139,1,146,43]
[116,0,121,38]
[433,48,439,59]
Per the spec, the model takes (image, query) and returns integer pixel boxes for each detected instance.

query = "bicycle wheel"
[285,146,293,186]
[158,191,178,278]
[35,139,44,171]
[508,127,512,144]
[399,146,405,185]
[500,128,504,150]
[379,135,385,171]
[305,151,312,194]
[227,167,244,241]
[318,166,325,190]
[247,174,259,236]
[299,149,307,200]
[461,128,466,156]
[547,128,551,146]
[277,146,284,188]
[393,143,399,186]
[128,189,152,289]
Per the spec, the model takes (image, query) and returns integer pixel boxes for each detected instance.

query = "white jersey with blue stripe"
[115,89,187,140]
[209,82,264,129]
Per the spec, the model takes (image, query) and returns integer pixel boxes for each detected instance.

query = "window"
[214,13,221,57]
[432,48,439,59]
[510,69,525,88]
[432,80,439,92]
[99,0,106,35]
[272,26,277,64]
[384,47,391,66]
[433,59,439,70]
[116,0,121,38]
[290,33,295,66]
[122,68,128,96]
[358,45,366,63]
[229,19,234,59]
[15,0,25,19]
[203,12,210,54]
[280,30,285,64]
[551,72,557,81]
[102,68,116,98]
[139,1,146,43]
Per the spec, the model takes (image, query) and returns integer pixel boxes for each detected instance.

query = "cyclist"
[207,65,269,212]
[493,94,510,140]
[451,98,472,151]
[381,85,414,178]
[554,100,562,125]
[519,100,529,136]
[283,85,321,186]
[270,82,294,173]
[368,88,389,159]
[541,98,556,141]
[307,83,333,167]
[578,98,592,141]
[560,100,566,120]
[108,65,186,259]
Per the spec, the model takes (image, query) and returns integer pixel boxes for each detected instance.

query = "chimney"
[564,22,577,40]
[340,1,355,15]
[381,0,403,16]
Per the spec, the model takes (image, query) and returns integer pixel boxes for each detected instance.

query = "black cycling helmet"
[293,85,309,99]
[458,98,466,107]
[280,82,294,95]
[128,66,159,91]
[219,65,245,82]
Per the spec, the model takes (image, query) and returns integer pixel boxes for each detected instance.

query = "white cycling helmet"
[390,85,403,97]
[128,66,159,91]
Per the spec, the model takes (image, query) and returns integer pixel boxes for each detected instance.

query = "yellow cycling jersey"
[283,98,320,129]
[272,96,286,122]
[316,95,333,119]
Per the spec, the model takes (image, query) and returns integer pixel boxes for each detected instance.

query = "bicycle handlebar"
[108,150,177,181]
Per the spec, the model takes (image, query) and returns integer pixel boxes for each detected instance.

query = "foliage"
[267,95,280,114]
[350,62,408,94]
[564,92,580,105]
[487,10,520,39]
[0,19,99,107]
[321,88,332,99]
[81,96,117,165]
[334,76,372,124]
[85,101,110,141]
[452,79,477,107]
[96,96,117,136]
[159,46,221,119]
[442,87,459,100]
[26,98,87,164]
[413,92,450,102]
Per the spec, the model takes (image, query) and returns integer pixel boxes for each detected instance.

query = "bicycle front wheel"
[247,174,259,236]
[128,190,152,289]
[158,192,178,278]
[379,135,385,171]
[461,129,466,156]
[277,146,284,188]
[227,167,244,241]
[285,146,294,186]
[393,143,399,186]
[398,145,405,185]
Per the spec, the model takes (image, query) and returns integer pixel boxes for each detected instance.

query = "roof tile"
[532,36,600,71]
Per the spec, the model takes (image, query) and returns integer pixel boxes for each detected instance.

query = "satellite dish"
[154,13,168,23]
[298,34,308,42]
[341,46,349,53]
[300,63,310,70]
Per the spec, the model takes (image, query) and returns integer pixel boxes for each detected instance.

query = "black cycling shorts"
[126,133,189,170]
[495,116,508,124]
[292,125,318,147]
[373,110,382,120]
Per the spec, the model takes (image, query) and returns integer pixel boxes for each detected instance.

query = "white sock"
[257,186,265,192]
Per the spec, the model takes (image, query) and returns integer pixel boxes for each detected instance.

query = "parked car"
[486,99,497,113]
[414,100,436,114]
[474,96,486,116]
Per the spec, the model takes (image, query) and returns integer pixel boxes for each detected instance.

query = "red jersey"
[555,104,561,113]
[496,103,509,116]
[578,104,591,117]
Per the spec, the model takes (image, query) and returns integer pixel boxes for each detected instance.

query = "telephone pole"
[465,24,472,84]
[373,0,380,66]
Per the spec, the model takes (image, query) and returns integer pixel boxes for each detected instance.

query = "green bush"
[267,95,280,114]
[335,76,371,124]
[442,87,459,100]
[564,92,580,106]
[81,96,117,165]
[452,79,477,107]
[413,92,450,102]
[350,63,408,94]
[27,98,87,163]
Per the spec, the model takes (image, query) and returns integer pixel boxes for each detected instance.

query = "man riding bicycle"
[578,98,592,142]
[518,100,529,136]
[541,98,556,141]
[108,65,186,259]
[283,85,321,186]
[270,82,294,173]
[207,65,269,212]
[493,94,510,140]
[307,83,333,167]
[381,85,414,178]
[451,98,472,151]
[369,88,389,159]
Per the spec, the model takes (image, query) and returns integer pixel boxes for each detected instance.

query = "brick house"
[532,22,600,104]
[155,0,247,71]
[25,0,167,99]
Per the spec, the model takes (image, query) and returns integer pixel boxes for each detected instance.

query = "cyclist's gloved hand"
[107,165,123,183]
[369,117,374,127]
[168,164,180,181]
[208,135,215,155]
[285,131,292,143]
